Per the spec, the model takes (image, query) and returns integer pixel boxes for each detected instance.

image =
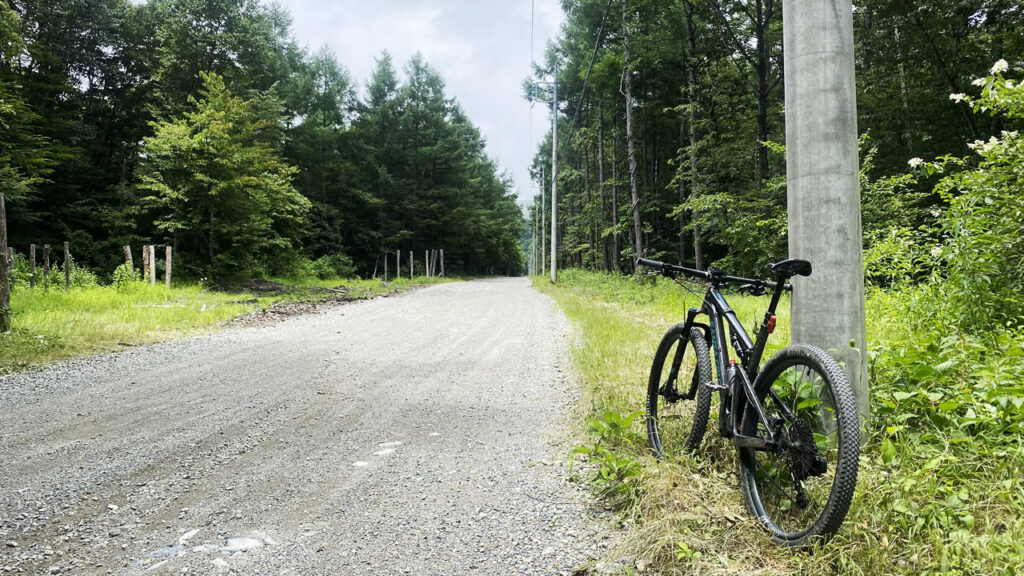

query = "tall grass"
[536,269,1023,576]
[0,283,255,374]
[0,275,455,374]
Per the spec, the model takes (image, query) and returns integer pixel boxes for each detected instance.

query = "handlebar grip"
[636,257,664,269]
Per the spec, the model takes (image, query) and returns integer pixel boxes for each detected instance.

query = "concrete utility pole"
[783,0,868,419]
[540,165,546,277]
[549,67,558,284]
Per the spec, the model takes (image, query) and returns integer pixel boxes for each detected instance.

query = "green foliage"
[0,0,524,280]
[112,262,141,290]
[541,270,1024,575]
[909,66,1024,332]
[572,410,645,501]
[312,253,357,280]
[862,227,934,287]
[138,72,310,281]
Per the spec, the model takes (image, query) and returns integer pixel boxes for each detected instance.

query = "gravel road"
[0,278,614,575]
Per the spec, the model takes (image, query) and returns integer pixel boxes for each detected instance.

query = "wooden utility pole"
[63,242,70,291]
[0,194,10,331]
[165,246,173,287]
[784,0,868,419]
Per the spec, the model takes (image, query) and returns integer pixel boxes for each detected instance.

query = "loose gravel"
[0,278,616,575]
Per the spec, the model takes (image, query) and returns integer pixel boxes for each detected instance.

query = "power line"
[570,0,614,127]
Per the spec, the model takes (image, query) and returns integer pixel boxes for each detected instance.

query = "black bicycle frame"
[661,269,790,451]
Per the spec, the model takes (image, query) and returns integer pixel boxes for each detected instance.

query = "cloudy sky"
[276,0,564,206]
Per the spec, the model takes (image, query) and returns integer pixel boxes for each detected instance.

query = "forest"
[527,0,1022,282]
[0,0,525,281]
[528,1,1024,573]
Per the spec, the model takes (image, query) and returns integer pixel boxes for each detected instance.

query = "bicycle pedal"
[702,380,728,391]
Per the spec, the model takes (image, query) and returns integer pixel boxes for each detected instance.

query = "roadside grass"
[536,269,1024,576]
[0,275,456,375]
[264,275,456,302]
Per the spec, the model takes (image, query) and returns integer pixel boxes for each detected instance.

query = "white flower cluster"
[949,93,967,103]
[967,136,1001,153]
[972,77,988,87]
[991,59,1009,75]
[907,157,924,168]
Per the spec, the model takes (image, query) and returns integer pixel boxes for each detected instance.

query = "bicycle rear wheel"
[738,345,859,547]
[646,324,713,459]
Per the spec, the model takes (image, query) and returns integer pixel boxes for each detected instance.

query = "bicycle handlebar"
[636,257,791,292]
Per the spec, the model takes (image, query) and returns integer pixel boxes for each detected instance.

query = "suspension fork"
[662,307,708,402]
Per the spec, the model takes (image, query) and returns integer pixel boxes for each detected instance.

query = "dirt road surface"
[1,278,612,575]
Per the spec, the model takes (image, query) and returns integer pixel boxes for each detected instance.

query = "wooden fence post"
[123,245,133,267]
[0,194,9,331]
[142,245,151,284]
[384,252,388,282]
[165,246,172,288]
[409,251,413,280]
[397,250,401,280]
[63,241,71,291]
[424,250,429,277]
[29,244,36,289]
[440,249,445,277]
[43,244,50,293]
[148,245,156,283]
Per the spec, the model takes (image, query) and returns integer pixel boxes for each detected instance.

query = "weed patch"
[537,270,1023,576]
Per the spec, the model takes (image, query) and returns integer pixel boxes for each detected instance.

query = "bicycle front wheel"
[646,324,713,459]
[738,345,859,547]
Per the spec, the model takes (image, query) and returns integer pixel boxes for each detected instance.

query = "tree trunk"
[622,0,644,266]
[584,144,595,268]
[0,194,10,331]
[686,2,704,269]
[598,99,609,271]
[611,111,621,272]
[755,0,770,184]
[894,26,914,154]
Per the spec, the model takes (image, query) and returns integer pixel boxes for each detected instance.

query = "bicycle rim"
[739,347,858,545]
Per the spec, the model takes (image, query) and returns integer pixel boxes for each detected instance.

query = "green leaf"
[881,438,897,464]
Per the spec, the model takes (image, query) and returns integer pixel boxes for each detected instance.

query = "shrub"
[911,62,1024,332]
[111,262,141,290]
[312,252,357,280]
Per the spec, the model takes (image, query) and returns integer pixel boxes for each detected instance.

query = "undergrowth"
[537,269,1023,576]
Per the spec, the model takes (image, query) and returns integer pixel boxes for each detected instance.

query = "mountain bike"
[636,257,859,547]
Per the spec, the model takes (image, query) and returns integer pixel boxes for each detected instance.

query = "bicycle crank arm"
[731,434,778,450]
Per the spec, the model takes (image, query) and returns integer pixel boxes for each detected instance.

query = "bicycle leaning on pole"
[637,257,859,547]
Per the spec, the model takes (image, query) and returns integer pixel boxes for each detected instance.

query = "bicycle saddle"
[768,258,812,280]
